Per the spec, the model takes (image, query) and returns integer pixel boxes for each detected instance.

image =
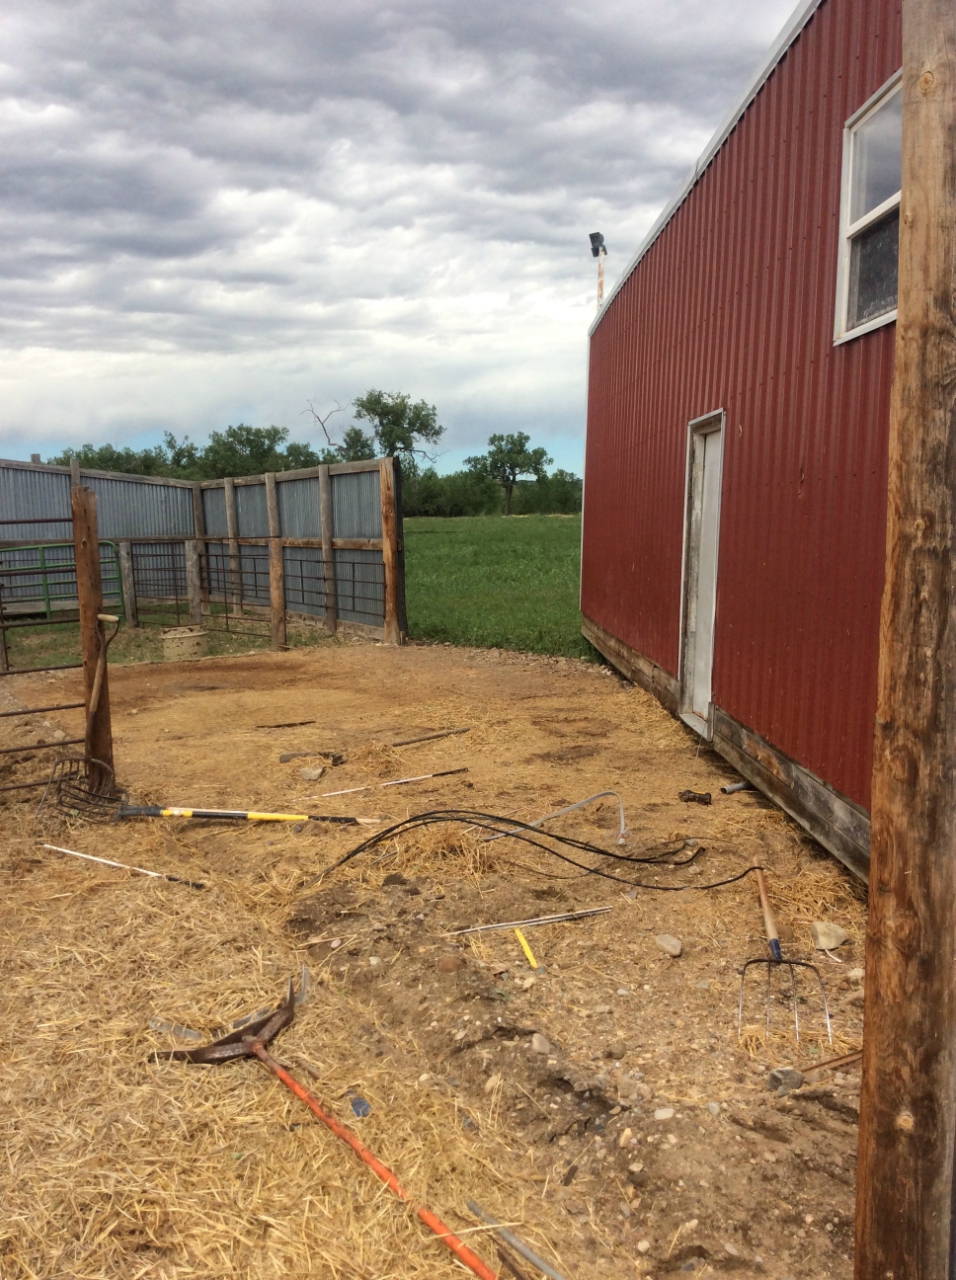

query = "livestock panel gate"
[0,456,407,655]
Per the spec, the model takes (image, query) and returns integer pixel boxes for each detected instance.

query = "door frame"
[678,409,725,739]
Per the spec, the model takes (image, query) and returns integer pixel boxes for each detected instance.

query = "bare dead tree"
[302,401,344,448]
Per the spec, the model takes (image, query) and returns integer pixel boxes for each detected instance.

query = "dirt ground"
[0,638,867,1280]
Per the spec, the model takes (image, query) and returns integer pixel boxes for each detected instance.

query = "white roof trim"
[589,0,824,337]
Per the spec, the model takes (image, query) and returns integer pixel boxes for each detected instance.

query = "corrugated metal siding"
[582,0,901,810]
[277,477,322,537]
[0,467,73,540]
[331,471,381,539]
[86,476,193,538]
[235,483,269,538]
[202,487,227,538]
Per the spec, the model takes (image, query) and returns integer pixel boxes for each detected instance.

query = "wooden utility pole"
[72,486,114,780]
[855,4,956,1277]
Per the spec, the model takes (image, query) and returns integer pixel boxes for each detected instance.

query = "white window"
[835,73,902,343]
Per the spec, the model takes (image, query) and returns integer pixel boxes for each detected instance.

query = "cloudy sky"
[0,0,797,473]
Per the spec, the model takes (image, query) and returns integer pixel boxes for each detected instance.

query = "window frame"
[833,70,902,345]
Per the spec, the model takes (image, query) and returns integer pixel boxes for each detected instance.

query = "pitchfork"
[738,858,832,1045]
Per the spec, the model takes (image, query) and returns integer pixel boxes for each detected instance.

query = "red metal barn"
[581,0,903,880]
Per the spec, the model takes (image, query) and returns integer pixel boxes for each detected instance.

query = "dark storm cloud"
[0,0,797,454]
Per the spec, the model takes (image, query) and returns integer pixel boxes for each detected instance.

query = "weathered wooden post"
[319,464,337,633]
[117,539,138,628]
[72,486,113,779]
[223,477,241,614]
[379,456,403,646]
[855,3,956,1276]
[264,472,286,650]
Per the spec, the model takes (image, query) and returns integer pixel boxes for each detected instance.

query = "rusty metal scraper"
[153,975,497,1280]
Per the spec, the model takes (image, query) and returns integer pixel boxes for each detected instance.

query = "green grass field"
[404,513,593,658]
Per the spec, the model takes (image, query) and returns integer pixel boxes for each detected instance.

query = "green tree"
[466,432,553,516]
[353,390,444,461]
[337,425,377,461]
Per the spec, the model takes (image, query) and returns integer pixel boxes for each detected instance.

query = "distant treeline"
[402,466,582,517]
[50,421,583,517]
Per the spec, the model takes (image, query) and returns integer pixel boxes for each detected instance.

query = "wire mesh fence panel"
[333,550,385,627]
[130,542,188,626]
[283,548,329,619]
[201,546,271,638]
[0,540,121,673]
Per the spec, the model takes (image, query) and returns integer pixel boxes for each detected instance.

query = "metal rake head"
[37,756,128,822]
[738,957,832,1046]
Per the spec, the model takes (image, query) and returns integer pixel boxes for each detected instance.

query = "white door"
[681,416,724,735]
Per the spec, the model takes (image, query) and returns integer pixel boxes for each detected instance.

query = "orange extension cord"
[249,1042,498,1280]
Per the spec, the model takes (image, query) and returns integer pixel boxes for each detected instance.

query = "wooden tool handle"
[752,858,783,960]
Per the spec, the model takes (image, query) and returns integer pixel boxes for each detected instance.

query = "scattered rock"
[51,729,66,742]
[707,1102,721,1117]
[848,967,865,982]
[637,1239,651,1253]
[618,1126,633,1148]
[593,1004,612,1014]
[767,1066,804,1095]
[329,938,342,950]
[300,766,326,782]
[605,1040,627,1060]
[724,1242,740,1258]
[654,1107,675,1121]
[655,934,682,958]
[811,921,849,950]
[530,1032,552,1055]
[484,1073,502,1094]
[368,956,381,967]
[520,976,536,990]
[437,954,464,974]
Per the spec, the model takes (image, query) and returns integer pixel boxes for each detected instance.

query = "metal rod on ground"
[72,486,113,783]
[444,907,612,938]
[319,767,468,797]
[247,1043,497,1280]
[856,5,956,1276]
[390,727,471,747]
[40,843,205,889]
[483,791,628,845]
[720,780,755,794]
[465,1200,568,1280]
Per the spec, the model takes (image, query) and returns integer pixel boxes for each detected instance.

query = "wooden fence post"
[379,457,403,646]
[70,456,81,488]
[855,4,956,1277]
[319,465,337,633]
[117,539,138,628]
[185,540,203,625]
[72,486,113,779]
[223,478,241,615]
[191,483,207,613]
[265,473,286,650]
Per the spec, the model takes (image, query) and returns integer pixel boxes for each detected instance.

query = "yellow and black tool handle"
[752,858,783,961]
[119,806,360,825]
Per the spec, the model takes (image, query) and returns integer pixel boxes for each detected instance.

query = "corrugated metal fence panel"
[331,470,381,539]
[86,476,193,538]
[235,483,269,538]
[202,487,227,537]
[0,465,73,539]
[283,545,327,617]
[582,0,901,811]
[276,477,321,537]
